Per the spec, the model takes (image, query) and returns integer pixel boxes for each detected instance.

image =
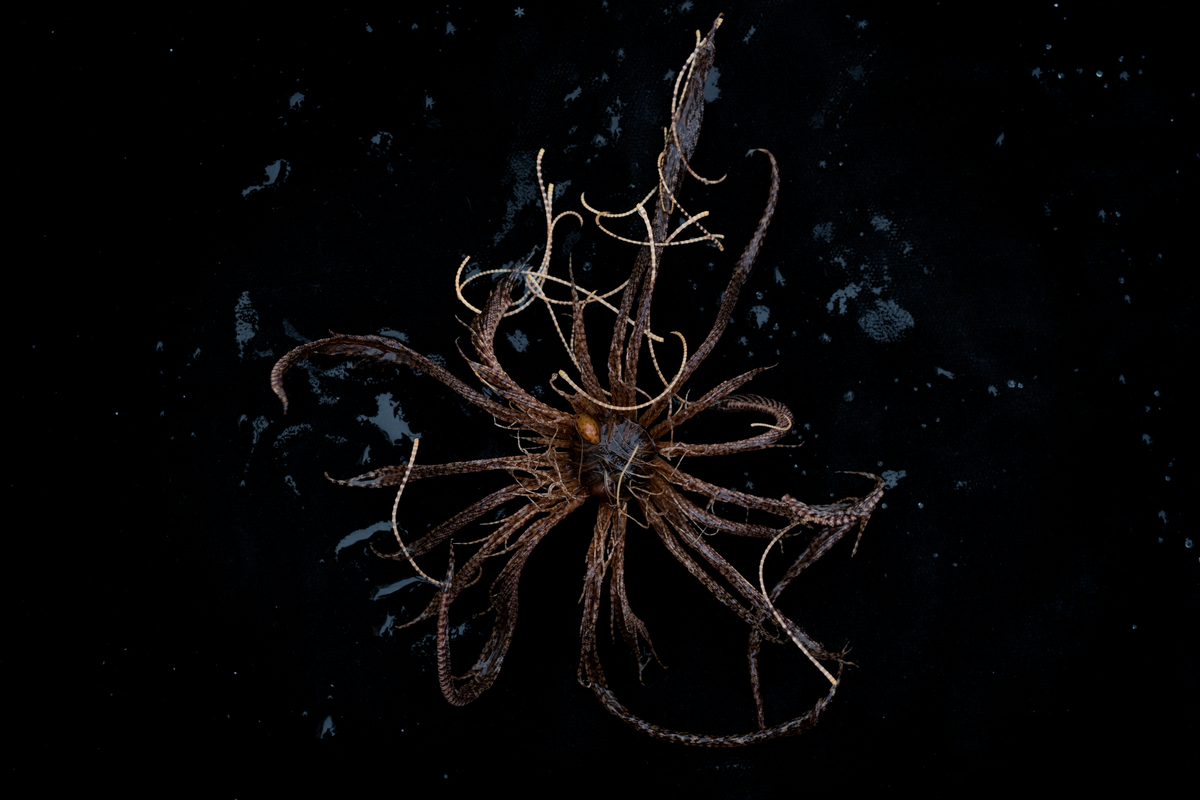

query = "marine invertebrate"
[271,15,882,746]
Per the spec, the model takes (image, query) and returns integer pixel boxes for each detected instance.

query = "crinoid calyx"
[271,15,883,746]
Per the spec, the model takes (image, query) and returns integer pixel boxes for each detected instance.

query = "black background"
[13,0,1195,791]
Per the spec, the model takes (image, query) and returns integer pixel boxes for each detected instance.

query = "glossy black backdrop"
[13,0,1194,789]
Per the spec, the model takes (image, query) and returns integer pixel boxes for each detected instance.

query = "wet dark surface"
[14,1,1194,789]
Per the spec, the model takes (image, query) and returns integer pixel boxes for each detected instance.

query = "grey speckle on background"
[858,298,915,342]
[749,304,770,328]
[507,329,530,353]
[357,392,420,444]
[235,291,258,357]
